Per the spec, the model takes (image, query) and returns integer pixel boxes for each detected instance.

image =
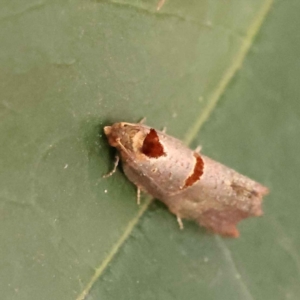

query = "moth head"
[104,122,144,156]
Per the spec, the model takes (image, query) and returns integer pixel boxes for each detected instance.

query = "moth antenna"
[115,138,131,156]
[103,155,120,178]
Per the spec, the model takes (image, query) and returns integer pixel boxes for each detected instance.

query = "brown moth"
[103,121,269,237]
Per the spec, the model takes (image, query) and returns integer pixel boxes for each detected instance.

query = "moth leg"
[161,126,167,133]
[176,215,184,230]
[157,0,166,10]
[138,117,146,124]
[103,155,120,178]
[194,145,202,153]
[137,186,141,205]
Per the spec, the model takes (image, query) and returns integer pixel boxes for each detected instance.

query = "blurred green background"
[1,0,299,299]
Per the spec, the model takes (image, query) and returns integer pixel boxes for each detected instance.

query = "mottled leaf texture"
[0,0,299,300]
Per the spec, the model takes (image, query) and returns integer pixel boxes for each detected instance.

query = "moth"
[103,121,269,237]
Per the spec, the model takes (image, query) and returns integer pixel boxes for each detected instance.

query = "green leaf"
[1,0,299,299]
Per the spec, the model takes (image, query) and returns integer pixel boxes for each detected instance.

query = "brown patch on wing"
[183,153,204,188]
[230,182,267,216]
[198,208,249,238]
[142,129,165,158]
[231,183,258,198]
